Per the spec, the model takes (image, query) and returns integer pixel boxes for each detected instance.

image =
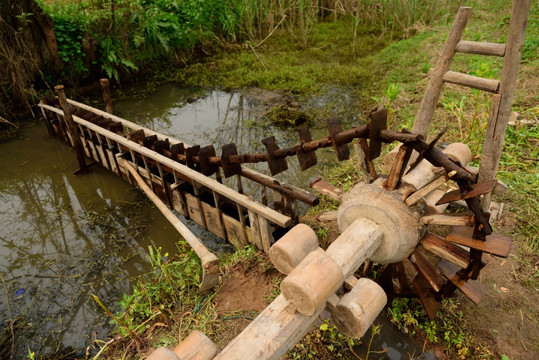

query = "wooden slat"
[38,103,292,228]
[437,259,485,304]
[409,248,445,292]
[455,40,506,57]
[420,214,474,226]
[436,179,497,205]
[443,70,500,93]
[446,226,512,257]
[60,99,317,206]
[413,275,440,319]
[420,233,470,269]
[385,145,412,190]
[309,178,344,201]
[405,171,455,206]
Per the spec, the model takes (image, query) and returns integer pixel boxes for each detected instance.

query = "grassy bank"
[82,1,538,359]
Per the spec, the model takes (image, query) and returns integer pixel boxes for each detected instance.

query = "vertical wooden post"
[412,7,472,138]
[55,85,88,174]
[478,0,531,210]
[100,78,113,114]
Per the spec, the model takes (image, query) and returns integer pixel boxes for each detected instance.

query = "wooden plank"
[437,259,485,304]
[296,125,317,170]
[262,136,288,175]
[223,214,249,249]
[405,171,454,206]
[421,234,470,269]
[326,117,350,161]
[446,226,512,257]
[412,6,472,137]
[185,193,206,228]
[385,145,412,190]
[202,202,226,239]
[368,107,387,160]
[443,70,500,93]
[38,103,293,228]
[258,217,273,254]
[309,177,344,201]
[409,248,445,292]
[412,275,440,319]
[248,208,263,251]
[420,214,474,226]
[353,139,373,184]
[436,179,497,205]
[455,40,506,57]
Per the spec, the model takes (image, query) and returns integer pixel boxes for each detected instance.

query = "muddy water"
[0,84,435,359]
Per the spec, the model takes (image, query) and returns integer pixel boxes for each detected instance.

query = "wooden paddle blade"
[199,145,218,176]
[262,136,288,175]
[326,117,350,161]
[421,233,471,269]
[128,129,145,144]
[151,139,170,155]
[185,145,201,171]
[143,134,158,148]
[437,259,486,305]
[436,179,497,205]
[368,107,387,160]
[385,145,412,190]
[221,143,242,178]
[413,275,441,319]
[296,125,317,170]
[409,248,445,292]
[446,226,512,258]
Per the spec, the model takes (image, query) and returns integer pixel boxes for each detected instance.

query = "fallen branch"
[0,115,18,128]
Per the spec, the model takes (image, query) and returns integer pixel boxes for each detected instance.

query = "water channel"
[0,84,436,359]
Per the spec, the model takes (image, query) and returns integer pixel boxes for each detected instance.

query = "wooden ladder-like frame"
[411,1,531,211]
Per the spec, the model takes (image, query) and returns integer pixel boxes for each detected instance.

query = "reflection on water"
[0,122,199,357]
[113,85,364,193]
[0,85,436,359]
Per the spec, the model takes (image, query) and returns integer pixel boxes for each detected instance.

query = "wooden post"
[55,85,88,174]
[412,7,472,138]
[478,0,531,211]
[100,78,113,114]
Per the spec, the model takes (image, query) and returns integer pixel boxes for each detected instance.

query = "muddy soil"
[455,214,539,360]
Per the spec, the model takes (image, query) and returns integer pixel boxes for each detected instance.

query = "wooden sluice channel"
[38,96,319,252]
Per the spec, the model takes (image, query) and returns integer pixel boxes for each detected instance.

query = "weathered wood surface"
[437,259,485,304]
[121,159,220,292]
[62,98,317,207]
[173,331,218,360]
[55,85,88,173]
[39,102,292,228]
[446,226,512,258]
[281,248,344,316]
[443,70,500,93]
[412,6,472,137]
[455,40,506,57]
[309,177,344,201]
[269,224,319,275]
[420,214,474,226]
[331,278,387,339]
[409,248,445,292]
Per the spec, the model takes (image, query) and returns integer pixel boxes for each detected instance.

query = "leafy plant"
[98,37,137,82]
